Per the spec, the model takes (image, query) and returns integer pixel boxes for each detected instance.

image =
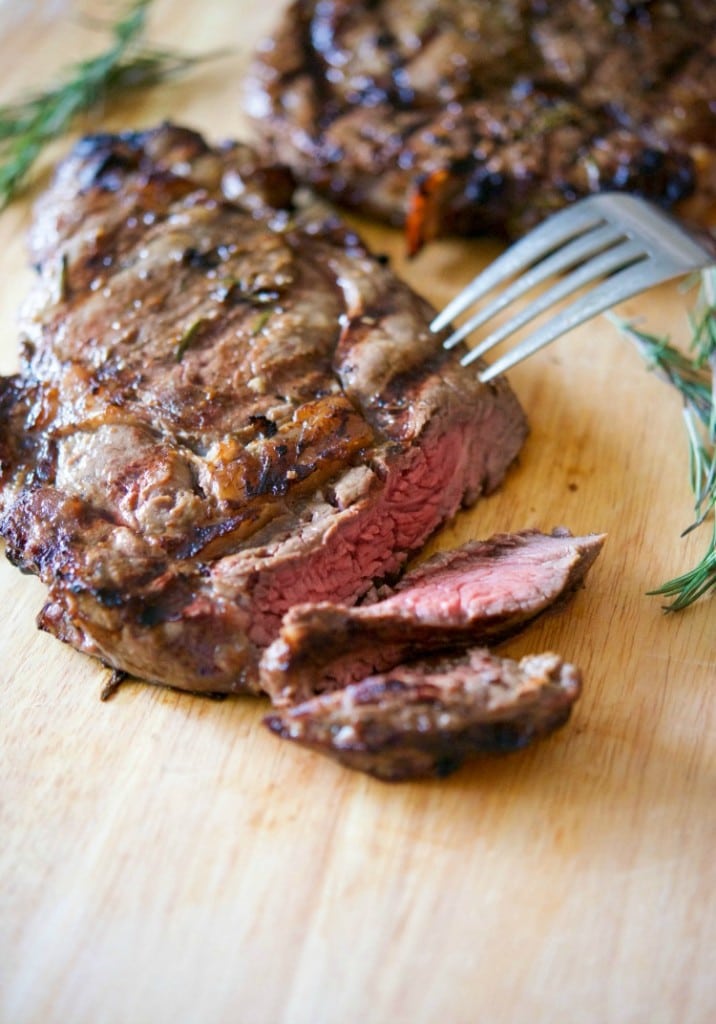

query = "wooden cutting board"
[1,4,713,1022]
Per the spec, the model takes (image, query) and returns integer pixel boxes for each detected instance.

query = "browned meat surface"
[260,528,605,706]
[264,649,581,781]
[246,0,716,251]
[0,123,528,695]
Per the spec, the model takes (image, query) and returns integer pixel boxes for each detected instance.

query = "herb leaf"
[250,309,273,337]
[175,317,208,362]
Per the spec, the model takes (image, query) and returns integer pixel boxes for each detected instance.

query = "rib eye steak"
[246,0,716,252]
[0,123,527,695]
[265,649,582,781]
[261,528,606,706]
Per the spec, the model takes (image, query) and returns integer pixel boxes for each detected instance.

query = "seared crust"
[247,0,716,250]
[264,649,582,781]
[0,124,527,694]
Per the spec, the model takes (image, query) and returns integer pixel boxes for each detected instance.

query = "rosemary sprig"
[0,0,214,208]
[609,267,716,610]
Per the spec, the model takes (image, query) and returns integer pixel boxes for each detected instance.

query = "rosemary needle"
[0,0,215,208]
[610,267,716,611]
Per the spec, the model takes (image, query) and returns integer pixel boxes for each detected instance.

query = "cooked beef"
[246,0,716,252]
[260,528,605,706]
[264,648,581,781]
[0,123,527,694]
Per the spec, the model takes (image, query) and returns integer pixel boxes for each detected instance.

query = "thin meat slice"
[0,123,527,694]
[264,648,581,781]
[260,528,605,706]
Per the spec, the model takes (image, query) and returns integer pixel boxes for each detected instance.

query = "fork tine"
[460,238,645,367]
[476,258,679,382]
[442,222,626,349]
[430,200,605,332]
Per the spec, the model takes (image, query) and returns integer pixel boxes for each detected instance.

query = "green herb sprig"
[0,0,214,208]
[610,267,716,610]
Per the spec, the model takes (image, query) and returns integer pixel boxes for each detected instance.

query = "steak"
[261,528,605,706]
[246,0,716,252]
[0,123,527,695]
[264,648,582,781]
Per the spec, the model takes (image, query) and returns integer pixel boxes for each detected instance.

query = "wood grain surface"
[0,3,714,1023]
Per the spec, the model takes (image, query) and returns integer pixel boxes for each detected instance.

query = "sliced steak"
[264,649,581,781]
[260,528,605,706]
[0,123,527,694]
[246,0,715,251]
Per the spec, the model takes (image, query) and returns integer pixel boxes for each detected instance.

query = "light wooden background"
[0,3,713,1023]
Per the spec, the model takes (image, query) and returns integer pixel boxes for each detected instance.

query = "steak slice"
[260,528,605,706]
[264,649,581,781]
[246,0,715,251]
[0,123,527,694]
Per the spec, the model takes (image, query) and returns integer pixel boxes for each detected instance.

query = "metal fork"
[431,193,715,383]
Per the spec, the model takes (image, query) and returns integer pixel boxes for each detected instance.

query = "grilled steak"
[261,528,605,705]
[0,123,527,695]
[264,649,581,781]
[246,0,716,252]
